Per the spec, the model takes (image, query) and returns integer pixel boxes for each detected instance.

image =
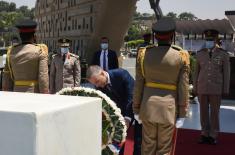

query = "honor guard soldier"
[133,17,189,155]
[2,19,49,93]
[49,38,81,94]
[194,29,230,145]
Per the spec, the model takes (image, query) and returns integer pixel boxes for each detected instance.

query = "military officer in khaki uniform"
[2,19,49,93]
[133,17,189,155]
[194,29,230,145]
[49,38,81,94]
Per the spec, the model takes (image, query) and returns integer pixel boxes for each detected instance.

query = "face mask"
[205,41,215,49]
[61,47,69,54]
[101,43,108,50]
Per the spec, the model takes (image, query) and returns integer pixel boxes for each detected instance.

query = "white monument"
[0,92,102,155]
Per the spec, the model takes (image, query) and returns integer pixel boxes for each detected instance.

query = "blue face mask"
[61,47,69,54]
[101,43,108,50]
[205,41,215,49]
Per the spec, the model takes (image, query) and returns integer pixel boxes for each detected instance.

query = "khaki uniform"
[49,52,81,94]
[194,47,230,138]
[133,45,189,155]
[2,44,49,93]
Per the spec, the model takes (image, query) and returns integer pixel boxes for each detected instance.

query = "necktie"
[103,51,107,71]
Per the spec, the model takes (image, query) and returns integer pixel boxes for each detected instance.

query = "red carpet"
[175,128,235,155]
[124,127,235,155]
[124,126,134,155]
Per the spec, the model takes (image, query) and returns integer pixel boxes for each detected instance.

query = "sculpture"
[149,0,163,20]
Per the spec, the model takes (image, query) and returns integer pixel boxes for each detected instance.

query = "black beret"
[152,17,176,34]
[15,19,37,33]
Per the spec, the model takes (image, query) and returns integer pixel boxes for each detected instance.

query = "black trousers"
[133,122,142,155]
[119,121,142,155]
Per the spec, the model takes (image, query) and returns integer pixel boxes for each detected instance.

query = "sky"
[5,0,235,19]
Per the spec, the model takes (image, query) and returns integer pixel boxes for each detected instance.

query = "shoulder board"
[171,45,190,65]
[146,44,156,49]
[36,44,48,53]
[171,45,183,51]
[70,53,79,59]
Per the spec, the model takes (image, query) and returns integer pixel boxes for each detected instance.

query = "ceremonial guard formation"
[0,3,233,154]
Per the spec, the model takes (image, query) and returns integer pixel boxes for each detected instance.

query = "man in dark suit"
[91,37,119,71]
[86,65,134,155]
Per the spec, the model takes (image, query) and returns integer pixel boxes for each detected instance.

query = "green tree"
[127,24,142,41]
[178,12,198,21]
[0,12,23,29]
[133,10,142,20]
[8,2,16,12]
[166,12,178,19]
[0,0,9,12]
[17,5,34,19]
[0,11,23,45]
[18,6,28,15]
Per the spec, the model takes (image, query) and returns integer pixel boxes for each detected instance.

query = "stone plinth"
[0,92,102,155]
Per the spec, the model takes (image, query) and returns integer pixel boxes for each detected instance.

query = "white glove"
[176,118,185,128]
[134,114,142,124]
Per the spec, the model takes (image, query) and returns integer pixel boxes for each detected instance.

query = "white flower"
[58,86,127,154]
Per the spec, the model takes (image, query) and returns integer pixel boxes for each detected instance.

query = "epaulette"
[171,45,183,51]
[36,44,48,54]
[171,45,190,65]
[70,53,80,59]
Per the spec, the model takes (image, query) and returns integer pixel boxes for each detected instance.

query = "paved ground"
[121,57,136,78]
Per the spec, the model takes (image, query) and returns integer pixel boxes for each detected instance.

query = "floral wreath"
[57,87,127,154]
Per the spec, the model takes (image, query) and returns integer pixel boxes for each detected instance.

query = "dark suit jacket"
[98,69,134,119]
[91,49,119,70]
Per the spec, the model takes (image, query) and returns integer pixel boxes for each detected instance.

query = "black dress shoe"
[208,136,217,145]
[198,135,209,144]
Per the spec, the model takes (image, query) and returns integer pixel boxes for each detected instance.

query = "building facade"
[35,0,137,61]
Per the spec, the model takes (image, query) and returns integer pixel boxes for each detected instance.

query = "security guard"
[194,29,230,145]
[2,19,49,93]
[133,17,189,155]
[49,38,81,94]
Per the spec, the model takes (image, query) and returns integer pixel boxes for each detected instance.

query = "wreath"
[57,87,127,155]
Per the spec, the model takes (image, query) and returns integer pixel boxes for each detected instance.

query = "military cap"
[15,19,37,33]
[58,38,71,47]
[204,29,219,40]
[152,17,176,34]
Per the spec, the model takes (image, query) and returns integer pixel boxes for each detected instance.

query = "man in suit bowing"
[91,37,119,71]
[86,65,134,155]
